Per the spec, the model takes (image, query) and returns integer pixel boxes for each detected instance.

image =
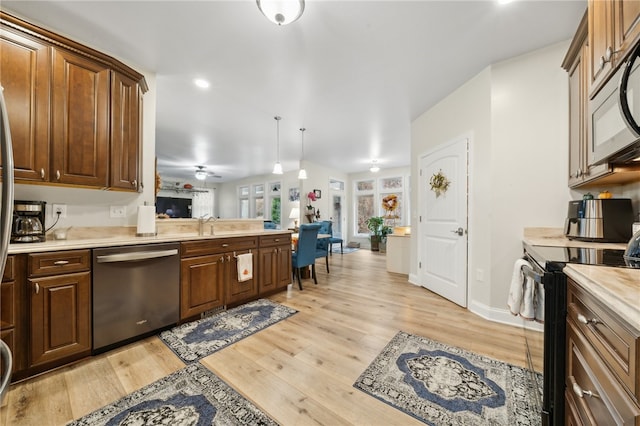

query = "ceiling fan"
[194,165,222,180]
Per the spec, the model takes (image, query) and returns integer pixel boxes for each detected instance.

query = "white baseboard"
[468,299,544,332]
[408,273,419,285]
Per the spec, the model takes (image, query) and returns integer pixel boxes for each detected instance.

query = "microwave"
[589,42,640,165]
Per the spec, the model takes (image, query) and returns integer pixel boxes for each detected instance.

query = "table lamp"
[289,207,300,228]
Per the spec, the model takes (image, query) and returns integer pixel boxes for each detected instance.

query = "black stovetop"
[524,243,636,269]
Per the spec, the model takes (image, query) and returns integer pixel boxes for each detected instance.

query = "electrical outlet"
[476,269,484,282]
[52,204,67,218]
[110,206,126,218]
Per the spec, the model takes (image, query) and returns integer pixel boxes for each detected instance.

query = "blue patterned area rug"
[68,363,276,425]
[354,331,542,426]
[160,299,297,363]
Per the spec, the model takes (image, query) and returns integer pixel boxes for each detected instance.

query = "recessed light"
[497,0,514,4]
[194,79,210,89]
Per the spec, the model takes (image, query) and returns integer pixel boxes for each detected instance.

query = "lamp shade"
[257,0,305,26]
[289,207,300,219]
[298,169,308,179]
[272,162,283,174]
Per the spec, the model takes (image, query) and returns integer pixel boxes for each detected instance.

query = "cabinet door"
[568,40,587,187]
[588,0,615,96]
[29,272,91,367]
[614,0,640,57]
[258,247,278,294]
[276,245,292,289]
[52,48,109,187]
[226,250,258,305]
[110,71,142,191]
[0,28,50,182]
[180,255,225,320]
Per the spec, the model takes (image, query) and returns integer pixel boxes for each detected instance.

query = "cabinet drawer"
[566,322,640,425]
[28,250,91,277]
[181,237,258,257]
[568,281,639,400]
[259,234,291,248]
[2,255,14,281]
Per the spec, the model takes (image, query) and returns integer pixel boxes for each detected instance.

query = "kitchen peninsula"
[4,219,293,381]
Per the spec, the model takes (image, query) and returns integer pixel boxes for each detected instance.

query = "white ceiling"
[3,1,586,183]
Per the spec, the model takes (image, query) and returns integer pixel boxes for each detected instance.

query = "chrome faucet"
[198,215,215,236]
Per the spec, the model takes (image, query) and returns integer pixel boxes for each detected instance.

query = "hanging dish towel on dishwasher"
[507,258,544,322]
[237,253,253,282]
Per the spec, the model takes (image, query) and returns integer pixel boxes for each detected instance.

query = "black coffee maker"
[12,200,46,243]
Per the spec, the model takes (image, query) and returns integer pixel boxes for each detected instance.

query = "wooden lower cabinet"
[258,244,292,295]
[180,255,225,320]
[566,278,640,425]
[225,249,258,306]
[28,271,91,368]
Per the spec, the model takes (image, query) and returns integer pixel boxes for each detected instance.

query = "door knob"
[451,227,464,236]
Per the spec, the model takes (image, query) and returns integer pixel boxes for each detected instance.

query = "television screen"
[156,197,192,218]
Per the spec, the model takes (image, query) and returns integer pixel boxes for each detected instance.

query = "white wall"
[411,41,572,322]
[13,69,157,230]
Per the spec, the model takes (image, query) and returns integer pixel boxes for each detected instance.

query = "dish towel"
[237,253,253,282]
[507,258,543,322]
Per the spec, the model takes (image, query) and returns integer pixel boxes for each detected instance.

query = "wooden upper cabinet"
[614,0,640,56]
[588,0,640,97]
[0,12,147,191]
[0,28,50,181]
[588,0,614,96]
[110,72,142,191]
[51,48,110,187]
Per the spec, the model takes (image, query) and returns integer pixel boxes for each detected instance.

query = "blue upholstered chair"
[316,221,331,273]
[263,220,277,230]
[291,223,320,290]
[326,220,343,255]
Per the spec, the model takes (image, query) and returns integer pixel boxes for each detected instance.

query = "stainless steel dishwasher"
[92,243,180,352]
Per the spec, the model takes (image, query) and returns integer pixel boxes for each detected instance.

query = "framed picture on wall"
[289,187,300,202]
[313,189,321,199]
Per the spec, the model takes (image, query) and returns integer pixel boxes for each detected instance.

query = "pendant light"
[369,160,380,173]
[257,0,305,26]
[298,127,308,180]
[272,116,283,175]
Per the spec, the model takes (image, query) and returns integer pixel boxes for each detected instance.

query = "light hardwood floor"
[0,249,543,425]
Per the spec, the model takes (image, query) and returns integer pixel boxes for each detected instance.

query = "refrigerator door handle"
[0,86,15,278]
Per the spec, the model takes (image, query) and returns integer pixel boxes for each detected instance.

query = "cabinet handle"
[53,260,70,266]
[227,255,231,262]
[222,244,229,248]
[220,256,224,263]
[55,170,60,180]
[274,238,280,242]
[132,179,137,187]
[577,313,599,325]
[40,168,45,179]
[34,283,39,294]
[571,379,599,399]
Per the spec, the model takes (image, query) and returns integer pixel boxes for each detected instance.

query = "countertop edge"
[8,230,293,254]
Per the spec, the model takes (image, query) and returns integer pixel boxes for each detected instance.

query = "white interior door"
[419,138,468,307]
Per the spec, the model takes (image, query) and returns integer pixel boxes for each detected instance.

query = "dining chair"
[326,220,343,255]
[291,223,321,290]
[316,221,331,273]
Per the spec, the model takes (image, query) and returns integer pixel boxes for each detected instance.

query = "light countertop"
[524,227,638,332]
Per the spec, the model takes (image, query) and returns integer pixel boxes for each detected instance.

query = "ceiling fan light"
[257,0,305,26]
[298,168,307,179]
[273,162,283,175]
[195,169,207,180]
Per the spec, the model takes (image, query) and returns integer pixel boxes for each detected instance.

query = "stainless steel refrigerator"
[0,85,15,401]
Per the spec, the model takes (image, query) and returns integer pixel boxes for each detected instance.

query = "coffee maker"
[12,200,46,243]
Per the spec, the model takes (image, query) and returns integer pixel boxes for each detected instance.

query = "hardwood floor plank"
[0,248,543,425]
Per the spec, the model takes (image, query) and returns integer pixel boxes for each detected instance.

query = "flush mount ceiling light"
[193,78,210,89]
[272,116,283,175]
[195,166,207,180]
[298,127,308,180]
[370,160,380,173]
[256,0,305,26]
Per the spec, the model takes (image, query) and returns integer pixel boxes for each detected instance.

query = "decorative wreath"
[382,194,399,218]
[429,169,450,197]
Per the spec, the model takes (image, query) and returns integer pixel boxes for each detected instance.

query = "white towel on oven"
[535,282,545,323]
[508,259,530,316]
[520,276,536,320]
[237,253,253,282]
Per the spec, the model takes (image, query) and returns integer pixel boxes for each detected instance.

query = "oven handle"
[96,249,178,263]
[522,264,544,284]
[619,40,640,137]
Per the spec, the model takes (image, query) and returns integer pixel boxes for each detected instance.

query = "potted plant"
[366,216,392,252]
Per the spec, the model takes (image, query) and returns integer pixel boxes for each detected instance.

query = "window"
[253,184,264,218]
[239,186,249,218]
[269,181,281,227]
[354,176,407,236]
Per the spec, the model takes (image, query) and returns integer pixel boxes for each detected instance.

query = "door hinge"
[420,169,422,176]
[419,261,421,268]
